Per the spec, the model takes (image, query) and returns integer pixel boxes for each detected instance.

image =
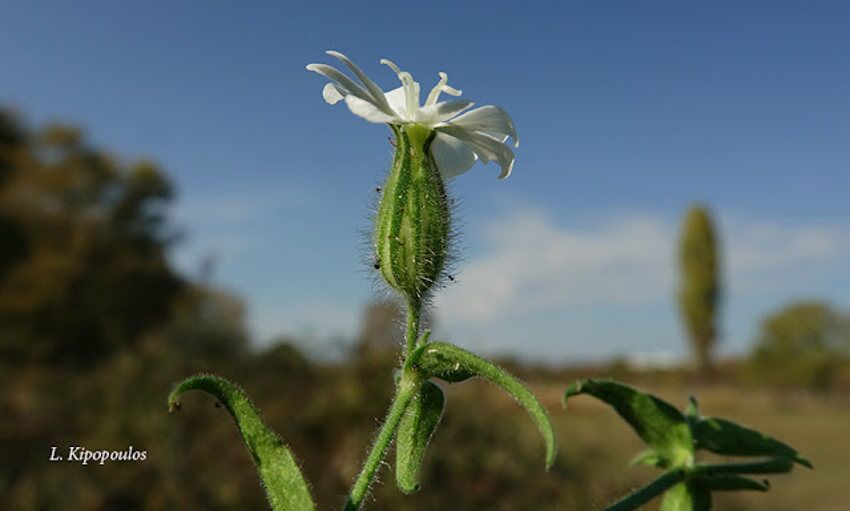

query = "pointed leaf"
[630,449,669,468]
[414,342,475,382]
[396,380,445,493]
[168,374,315,511]
[416,341,556,469]
[660,483,711,511]
[693,416,812,467]
[685,396,700,420]
[604,469,685,511]
[697,457,795,475]
[684,396,700,431]
[564,380,693,465]
[695,474,770,492]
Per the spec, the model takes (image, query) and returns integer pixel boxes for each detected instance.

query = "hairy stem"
[344,373,420,510]
[344,304,423,510]
[405,298,421,355]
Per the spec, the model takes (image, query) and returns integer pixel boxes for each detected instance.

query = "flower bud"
[374,124,450,304]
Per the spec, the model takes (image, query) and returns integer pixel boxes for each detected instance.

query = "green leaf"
[684,396,700,420]
[564,380,693,465]
[630,449,669,468]
[396,380,445,494]
[660,483,711,511]
[695,474,770,492]
[604,469,685,511]
[684,396,700,432]
[413,342,475,382]
[416,341,557,469]
[697,457,795,475]
[168,374,315,511]
[693,416,812,468]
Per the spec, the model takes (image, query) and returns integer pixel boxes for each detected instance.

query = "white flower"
[307,51,519,179]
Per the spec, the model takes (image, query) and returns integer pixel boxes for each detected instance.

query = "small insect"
[447,274,455,282]
[388,137,396,147]
[373,259,381,270]
[375,186,382,193]
[214,401,222,408]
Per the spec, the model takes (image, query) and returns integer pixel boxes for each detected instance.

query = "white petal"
[343,95,398,124]
[438,125,516,179]
[306,63,372,104]
[326,51,395,115]
[322,83,345,104]
[417,100,474,126]
[448,105,519,148]
[431,132,478,179]
[383,84,421,121]
[384,86,407,115]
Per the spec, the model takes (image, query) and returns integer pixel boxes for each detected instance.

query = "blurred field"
[10,343,848,511]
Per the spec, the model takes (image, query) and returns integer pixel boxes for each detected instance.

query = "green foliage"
[606,469,686,511]
[396,380,445,493]
[692,416,811,467]
[415,341,557,469]
[696,474,769,492]
[168,374,315,511]
[564,379,810,510]
[564,379,693,466]
[678,205,721,373]
[750,301,850,389]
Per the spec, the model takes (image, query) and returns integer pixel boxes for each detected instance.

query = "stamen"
[425,72,462,107]
[425,72,449,106]
[400,72,418,119]
[380,58,402,75]
[380,58,419,119]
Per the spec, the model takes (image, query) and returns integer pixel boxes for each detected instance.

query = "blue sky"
[3,1,849,362]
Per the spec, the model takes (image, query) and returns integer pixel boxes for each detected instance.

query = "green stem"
[344,303,423,510]
[405,298,421,355]
[605,469,686,511]
[343,372,421,510]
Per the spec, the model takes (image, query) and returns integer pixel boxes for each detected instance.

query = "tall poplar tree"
[678,204,721,375]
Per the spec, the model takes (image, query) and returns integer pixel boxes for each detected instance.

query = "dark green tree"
[677,204,721,375]
[0,109,184,368]
[751,301,850,390]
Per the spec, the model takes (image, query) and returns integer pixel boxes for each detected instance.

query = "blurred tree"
[0,109,29,277]
[167,284,250,363]
[677,204,722,376]
[750,301,850,390]
[355,298,403,356]
[0,109,184,368]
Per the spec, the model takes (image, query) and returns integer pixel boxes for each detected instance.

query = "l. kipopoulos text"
[49,446,147,465]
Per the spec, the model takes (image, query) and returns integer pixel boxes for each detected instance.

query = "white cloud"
[435,209,850,328]
[724,219,850,288]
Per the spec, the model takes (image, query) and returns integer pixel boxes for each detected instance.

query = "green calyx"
[375,124,450,304]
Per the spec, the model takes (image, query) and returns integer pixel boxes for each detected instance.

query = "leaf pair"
[564,379,810,510]
[393,341,557,494]
[168,374,315,511]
